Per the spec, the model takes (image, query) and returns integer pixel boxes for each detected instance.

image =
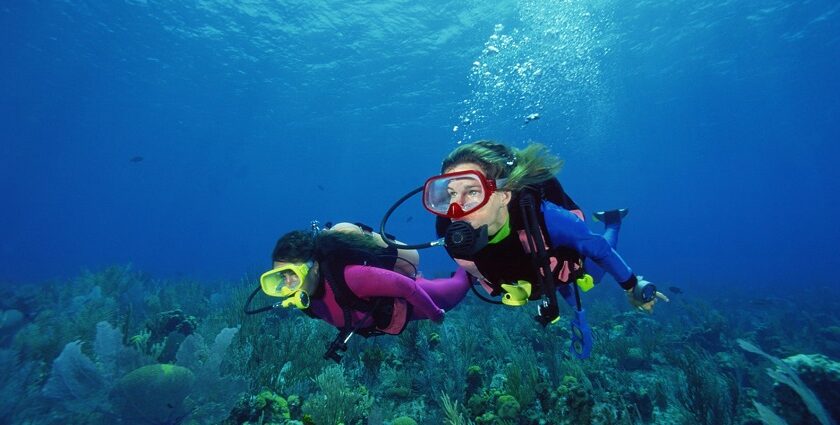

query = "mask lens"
[260,264,309,297]
[423,171,491,218]
[423,177,457,214]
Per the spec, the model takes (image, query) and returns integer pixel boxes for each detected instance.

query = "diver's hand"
[626,279,670,313]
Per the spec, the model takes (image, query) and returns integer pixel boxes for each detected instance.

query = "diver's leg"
[593,208,627,247]
[585,259,607,284]
[602,226,619,249]
[557,284,577,308]
[590,225,619,282]
[588,209,628,283]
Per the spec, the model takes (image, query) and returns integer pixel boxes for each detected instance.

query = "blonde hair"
[440,140,563,192]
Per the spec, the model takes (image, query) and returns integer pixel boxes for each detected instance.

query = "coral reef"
[3,266,838,425]
[226,389,291,425]
[110,364,195,424]
[302,364,372,425]
[775,353,840,424]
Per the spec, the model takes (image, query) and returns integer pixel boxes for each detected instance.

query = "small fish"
[406,216,413,223]
[317,185,325,191]
[524,113,540,124]
[668,286,683,294]
[129,156,144,163]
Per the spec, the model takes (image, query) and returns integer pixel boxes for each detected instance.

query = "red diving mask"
[422,170,507,219]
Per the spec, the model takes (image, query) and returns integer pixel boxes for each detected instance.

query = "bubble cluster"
[453,0,611,144]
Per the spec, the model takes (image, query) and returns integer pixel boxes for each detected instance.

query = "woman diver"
[252,221,471,362]
[379,140,668,358]
[426,140,668,314]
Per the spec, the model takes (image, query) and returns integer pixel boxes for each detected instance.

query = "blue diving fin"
[569,308,593,359]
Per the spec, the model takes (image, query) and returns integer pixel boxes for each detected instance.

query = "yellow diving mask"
[260,262,312,309]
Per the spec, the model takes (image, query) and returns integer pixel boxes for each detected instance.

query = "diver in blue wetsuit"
[425,140,667,312]
[436,141,671,358]
[380,140,668,358]
[423,141,666,311]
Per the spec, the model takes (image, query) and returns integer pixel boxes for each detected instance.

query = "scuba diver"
[244,221,470,363]
[379,140,668,358]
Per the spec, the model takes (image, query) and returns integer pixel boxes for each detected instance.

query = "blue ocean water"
[3,3,840,425]
[2,0,839,293]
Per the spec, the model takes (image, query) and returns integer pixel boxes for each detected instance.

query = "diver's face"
[445,163,510,234]
[272,261,302,289]
[445,176,486,213]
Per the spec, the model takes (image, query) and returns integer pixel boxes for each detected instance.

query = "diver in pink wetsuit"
[305,263,470,331]
[258,222,471,361]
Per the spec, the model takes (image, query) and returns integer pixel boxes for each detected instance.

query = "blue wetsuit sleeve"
[542,201,634,284]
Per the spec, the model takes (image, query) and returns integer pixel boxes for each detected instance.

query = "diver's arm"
[343,265,445,321]
[542,202,636,289]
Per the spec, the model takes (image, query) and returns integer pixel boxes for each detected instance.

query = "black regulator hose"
[243,284,275,315]
[380,186,443,250]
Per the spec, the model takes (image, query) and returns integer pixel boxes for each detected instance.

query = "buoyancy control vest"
[305,230,411,337]
[436,177,587,299]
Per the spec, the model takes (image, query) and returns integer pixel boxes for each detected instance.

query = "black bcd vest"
[437,177,586,299]
[304,240,410,336]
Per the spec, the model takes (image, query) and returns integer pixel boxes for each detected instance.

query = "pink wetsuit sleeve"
[343,265,444,321]
[414,267,471,311]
